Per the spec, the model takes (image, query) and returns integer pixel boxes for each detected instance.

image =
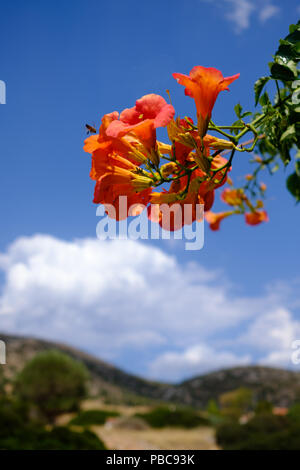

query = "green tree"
[219,387,253,420]
[0,368,5,397]
[255,400,273,415]
[15,350,88,423]
[206,399,220,415]
[288,403,300,423]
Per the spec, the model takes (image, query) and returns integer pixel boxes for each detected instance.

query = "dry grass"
[93,425,218,450]
[57,399,219,450]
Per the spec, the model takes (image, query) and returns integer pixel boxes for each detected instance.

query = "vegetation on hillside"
[14,350,89,423]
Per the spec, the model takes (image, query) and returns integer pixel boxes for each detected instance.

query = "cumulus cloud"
[239,308,300,352]
[0,234,299,381]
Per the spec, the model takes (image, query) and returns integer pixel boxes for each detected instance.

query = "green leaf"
[280,124,296,142]
[292,89,300,105]
[271,163,279,173]
[231,119,243,135]
[295,159,300,177]
[270,61,298,81]
[287,172,300,201]
[276,44,300,62]
[285,28,300,46]
[234,103,242,118]
[259,91,271,106]
[279,143,291,166]
[291,82,300,105]
[289,22,300,35]
[241,111,252,118]
[254,77,270,106]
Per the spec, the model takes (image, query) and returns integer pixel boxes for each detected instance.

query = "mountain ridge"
[1,332,300,407]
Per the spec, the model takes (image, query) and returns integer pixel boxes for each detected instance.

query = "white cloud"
[258,3,279,22]
[149,344,251,382]
[239,308,300,352]
[225,0,255,33]
[0,234,299,381]
[238,308,300,369]
[202,0,280,33]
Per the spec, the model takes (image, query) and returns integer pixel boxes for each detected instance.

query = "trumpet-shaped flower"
[205,211,234,231]
[245,210,269,226]
[106,94,175,150]
[93,163,153,220]
[173,66,239,135]
[221,188,244,206]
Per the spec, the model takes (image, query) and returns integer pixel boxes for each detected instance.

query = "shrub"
[216,413,300,450]
[0,398,106,449]
[254,400,273,415]
[14,350,89,423]
[34,427,106,450]
[70,409,120,426]
[219,387,253,420]
[288,403,300,423]
[135,405,208,428]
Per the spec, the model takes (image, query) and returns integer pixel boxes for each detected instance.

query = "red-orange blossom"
[84,65,268,231]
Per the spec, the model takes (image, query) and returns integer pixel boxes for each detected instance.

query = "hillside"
[1,333,300,407]
[0,333,168,404]
[167,366,300,407]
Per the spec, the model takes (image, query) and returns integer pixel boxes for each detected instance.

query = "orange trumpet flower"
[173,66,239,136]
[245,210,269,226]
[205,211,235,231]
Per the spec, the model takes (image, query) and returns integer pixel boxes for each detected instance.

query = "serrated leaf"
[254,77,270,106]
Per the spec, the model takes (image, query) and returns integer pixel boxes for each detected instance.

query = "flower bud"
[160,162,178,178]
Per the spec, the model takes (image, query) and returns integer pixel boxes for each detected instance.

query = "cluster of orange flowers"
[84,66,268,231]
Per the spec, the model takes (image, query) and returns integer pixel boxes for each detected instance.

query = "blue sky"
[0,0,300,381]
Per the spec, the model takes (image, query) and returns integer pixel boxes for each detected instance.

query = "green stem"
[208,125,244,130]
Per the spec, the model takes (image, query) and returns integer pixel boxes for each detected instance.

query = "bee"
[85,123,97,135]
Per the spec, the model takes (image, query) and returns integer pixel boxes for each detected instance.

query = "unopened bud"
[132,174,153,191]
[260,182,267,192]
[149,148,160,167]
[161,162,177,178]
